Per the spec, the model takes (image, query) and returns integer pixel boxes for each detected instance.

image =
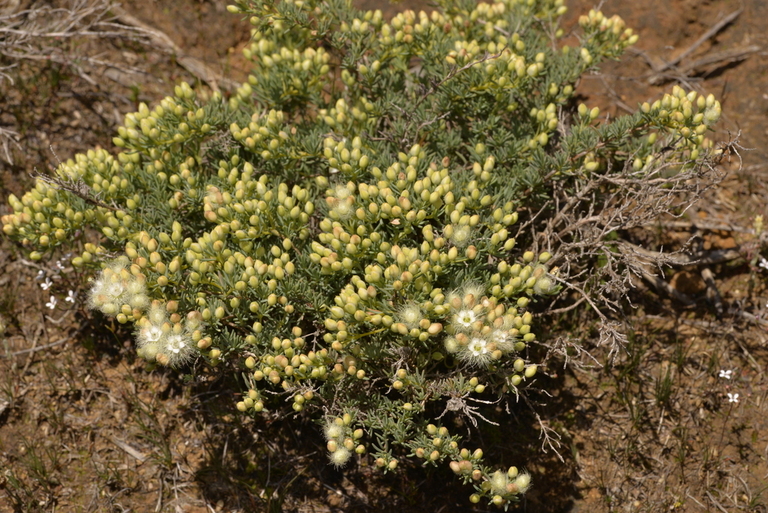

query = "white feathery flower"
[490,329,514,352]
[324,422,344,441]
[104,281,124,299]
[490,329,508,345]
[140,325,164,345]
[156,333,195,367]
[458,337,493,367]
[454,309,476,329]
[165,334,189,355]
[397,303,422,330]
[467,337,489,357]
[329,447,351,468]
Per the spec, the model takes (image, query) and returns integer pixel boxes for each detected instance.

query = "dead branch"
[629,6,754,85]
[33,171,119,211]
[701,267,724,315]
[662,7,743,71]
[109,5,238,92]
[620,241,742,267]
[0,0,153,84]
[0,0,236,92]
[646,219,755,235]
[522,133,726,362]
[0,126,21,163]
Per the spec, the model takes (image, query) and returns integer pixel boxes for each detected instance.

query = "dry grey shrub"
[528,132,730,368]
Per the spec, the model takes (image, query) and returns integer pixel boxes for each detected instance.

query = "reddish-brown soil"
[1,1,767,512]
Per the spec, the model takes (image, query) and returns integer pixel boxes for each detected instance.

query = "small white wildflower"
[759,258,768,271]
[35,270,45,280]
[65,290,76,303]
[718,369,732,379]
[727,392,739,403]
[55,260,65,270]
[40,278,53,290]
[45,295,58,310]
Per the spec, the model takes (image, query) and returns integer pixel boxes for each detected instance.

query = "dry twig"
[109,5,237,92]
[0,0,153,85]
[629,6,756,85]
[0,0,236,91]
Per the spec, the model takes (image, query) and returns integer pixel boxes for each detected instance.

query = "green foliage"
[2,0,721,507]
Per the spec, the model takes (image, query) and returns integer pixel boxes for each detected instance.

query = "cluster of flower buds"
[322,136,372,181]
[446,441,531,503]
[377,8,432,47]
[338,9,383,35]
[235,24,332,108]
[243,38,330,75]
[114,85,215,150]
[316,97,376,136]
[2,149,129,256]
[323,413,366,467]
[413,423,460,464]
[578,9,639,59]
[476,467,532,506]
[230,109,295,160]
[448,447,486,478]
[236,387,263,414]
[246,327,338,396]
[487,250,558,302]
[639,86,721,162]
[198,159,313,242]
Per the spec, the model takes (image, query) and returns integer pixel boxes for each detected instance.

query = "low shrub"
[2,0,721,506]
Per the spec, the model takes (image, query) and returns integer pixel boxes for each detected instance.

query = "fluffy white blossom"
[453,309,476,329]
